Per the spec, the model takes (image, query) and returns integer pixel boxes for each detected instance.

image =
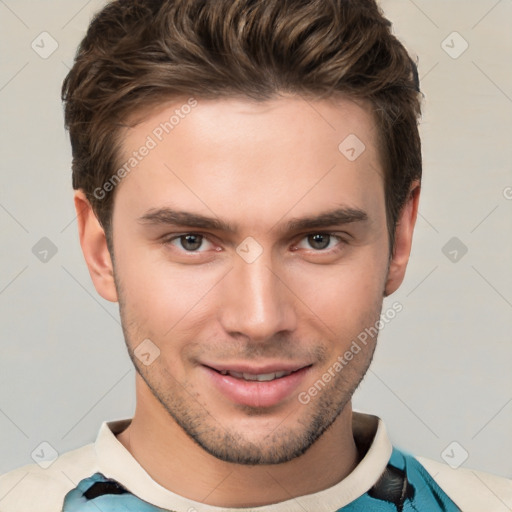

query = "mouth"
[213,368,303,381]
[201,363,313,407]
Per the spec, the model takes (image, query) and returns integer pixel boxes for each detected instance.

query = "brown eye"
[164,233,214,252]
[293,233,347,255]
[307,234,332,250]
[178,234,203,251]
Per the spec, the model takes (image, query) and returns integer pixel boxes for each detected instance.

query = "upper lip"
[202,362,312,374]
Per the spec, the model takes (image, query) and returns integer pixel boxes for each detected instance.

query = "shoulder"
[0,442,96,512]
[415,455,512,512]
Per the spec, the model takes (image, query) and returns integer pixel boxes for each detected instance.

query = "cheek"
[114,241,224,339]
[291,255,385,310]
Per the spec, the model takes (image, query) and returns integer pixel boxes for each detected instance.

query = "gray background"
[1,0,511,480]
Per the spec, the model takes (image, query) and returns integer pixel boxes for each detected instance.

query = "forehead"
[113,95,384,230]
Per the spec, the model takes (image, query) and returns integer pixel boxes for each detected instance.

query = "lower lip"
[202,365,311,408]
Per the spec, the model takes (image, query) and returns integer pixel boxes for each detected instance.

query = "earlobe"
[74,190,118,303]
[384,181,421,297]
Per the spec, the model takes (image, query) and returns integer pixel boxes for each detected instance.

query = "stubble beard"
[114,271,382,465]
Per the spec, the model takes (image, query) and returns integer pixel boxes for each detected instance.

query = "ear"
[384,180,421,296]
[74,190,118,303]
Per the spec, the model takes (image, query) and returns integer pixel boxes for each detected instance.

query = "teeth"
[219,369,293,381]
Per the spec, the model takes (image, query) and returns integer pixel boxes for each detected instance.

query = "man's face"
[109,95,392,464]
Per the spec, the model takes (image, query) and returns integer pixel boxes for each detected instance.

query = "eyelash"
[161,232,348,255]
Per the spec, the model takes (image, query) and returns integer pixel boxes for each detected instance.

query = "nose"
[217,250,297,342]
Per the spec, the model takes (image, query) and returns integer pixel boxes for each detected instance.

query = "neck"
[116,376,360,507]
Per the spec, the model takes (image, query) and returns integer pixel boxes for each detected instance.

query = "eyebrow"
[138,206,368,234]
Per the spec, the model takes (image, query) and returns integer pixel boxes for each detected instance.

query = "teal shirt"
[62,446,461,511]
[340,447,461,511]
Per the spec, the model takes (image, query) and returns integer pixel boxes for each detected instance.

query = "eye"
[295,233,345,252]
[164,233,215,252]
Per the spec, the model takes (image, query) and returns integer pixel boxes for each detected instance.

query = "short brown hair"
[62,0,421,253]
